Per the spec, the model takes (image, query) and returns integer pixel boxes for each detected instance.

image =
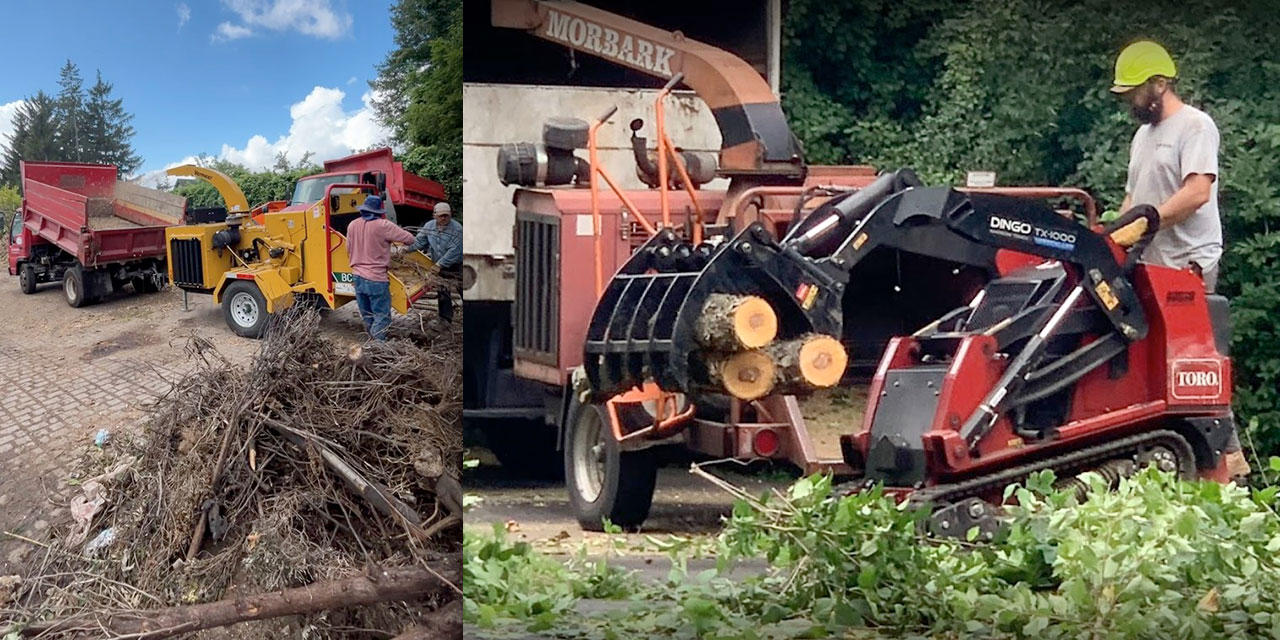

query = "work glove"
[391,245,408,258]
[1109,217,1148,247]
[1105,204,1160,248]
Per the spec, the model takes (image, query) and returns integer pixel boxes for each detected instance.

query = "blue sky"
[0,0,398,181]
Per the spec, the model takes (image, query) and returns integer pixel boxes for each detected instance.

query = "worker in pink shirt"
[346,195,415,341]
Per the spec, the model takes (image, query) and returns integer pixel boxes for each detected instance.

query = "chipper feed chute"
[389,251,438,313]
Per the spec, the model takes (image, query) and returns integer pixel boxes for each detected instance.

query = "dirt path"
[0,277,442,572]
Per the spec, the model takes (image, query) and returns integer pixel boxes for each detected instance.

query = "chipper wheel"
[222,280,270,338]
[564,397,658,531]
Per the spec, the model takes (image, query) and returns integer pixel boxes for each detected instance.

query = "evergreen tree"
[1,92,58,186]
[82,71,142,175]
[52,60,85,162]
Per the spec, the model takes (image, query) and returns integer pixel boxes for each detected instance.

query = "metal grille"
[514,214,560,364]
[169,238,205,289]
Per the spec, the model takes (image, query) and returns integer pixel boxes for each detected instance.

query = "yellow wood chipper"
[165,179,436,338]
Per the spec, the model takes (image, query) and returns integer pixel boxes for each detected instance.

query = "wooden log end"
[732,296,778,349]
[798,336,847,388]
[720,350,776,400]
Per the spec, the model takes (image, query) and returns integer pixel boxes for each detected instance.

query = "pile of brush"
[2,309,462,639]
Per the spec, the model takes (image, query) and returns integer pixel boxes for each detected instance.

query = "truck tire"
[19,264,37,294]
[63,266,90,308]
[564,398,657,531]
[222,281,269,338]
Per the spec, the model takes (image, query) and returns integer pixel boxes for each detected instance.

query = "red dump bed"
[20,161,178,268]
[322,147,447,210]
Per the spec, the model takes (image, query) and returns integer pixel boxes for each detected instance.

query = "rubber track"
[844,429,1195,508]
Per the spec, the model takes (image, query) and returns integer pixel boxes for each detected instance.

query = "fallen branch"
[16,561,460,639]
[260,415,429,538]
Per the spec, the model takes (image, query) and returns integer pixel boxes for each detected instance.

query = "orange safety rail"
[654,73,707,244]
[587,106,660,296]
[655,75,676,230]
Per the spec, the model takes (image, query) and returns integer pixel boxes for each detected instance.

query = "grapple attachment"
[583,224,844,398]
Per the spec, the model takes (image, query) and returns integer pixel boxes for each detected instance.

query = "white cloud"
[347,76,357,85]
[217,0,352,40]
[177,3,191,28]
[141,87,388,187]
[212,21,253,41]
[0,99,25,146]
[219,86,387,171]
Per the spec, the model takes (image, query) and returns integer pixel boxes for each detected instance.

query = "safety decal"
[1095,281,1119,310]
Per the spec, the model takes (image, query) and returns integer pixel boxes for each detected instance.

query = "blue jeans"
[354,276,392,341]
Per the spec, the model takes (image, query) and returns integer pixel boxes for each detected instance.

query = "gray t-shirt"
[1126,104,1223,271]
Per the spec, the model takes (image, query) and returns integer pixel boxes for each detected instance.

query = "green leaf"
[859,539,878,557]
[791,477,814,500]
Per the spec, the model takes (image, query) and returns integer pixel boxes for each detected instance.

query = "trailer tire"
[565,399,657,531]
[19,264,37,294]
[223,281,269,338]
[63,266,90,308]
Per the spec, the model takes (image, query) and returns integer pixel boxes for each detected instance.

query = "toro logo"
[1170,358,1224,400]
[989,216,1032,235]
[545,10,676,77]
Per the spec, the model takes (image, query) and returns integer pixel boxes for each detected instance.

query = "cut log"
[16,561,461,639]
[709,350,776,400]
[767,334,848,390]
[695,294,778,350]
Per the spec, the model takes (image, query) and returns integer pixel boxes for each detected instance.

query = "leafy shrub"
[467,470,1280,639]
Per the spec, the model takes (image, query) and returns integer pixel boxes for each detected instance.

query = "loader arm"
[490,0,804,178]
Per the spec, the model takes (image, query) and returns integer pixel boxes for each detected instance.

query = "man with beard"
[1112,40,1247,480]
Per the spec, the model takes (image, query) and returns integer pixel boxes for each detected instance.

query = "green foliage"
[52,60,86,162]
[464,524,638,631]
[0,185,20,213]
[373,0,462,211]
[81,71,142,175]
[1,64,142,184]
[2,92,58,186]
[781,0,1280,460]
[173,155,321,209]
[468,470,1280,638]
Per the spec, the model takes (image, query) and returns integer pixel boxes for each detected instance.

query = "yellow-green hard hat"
[1112,40,1176,93]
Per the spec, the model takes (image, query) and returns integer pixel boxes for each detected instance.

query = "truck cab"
[286,148,447,230]
[7,209,29,278]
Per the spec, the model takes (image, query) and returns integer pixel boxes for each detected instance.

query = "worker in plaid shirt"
[412,202,463,325]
